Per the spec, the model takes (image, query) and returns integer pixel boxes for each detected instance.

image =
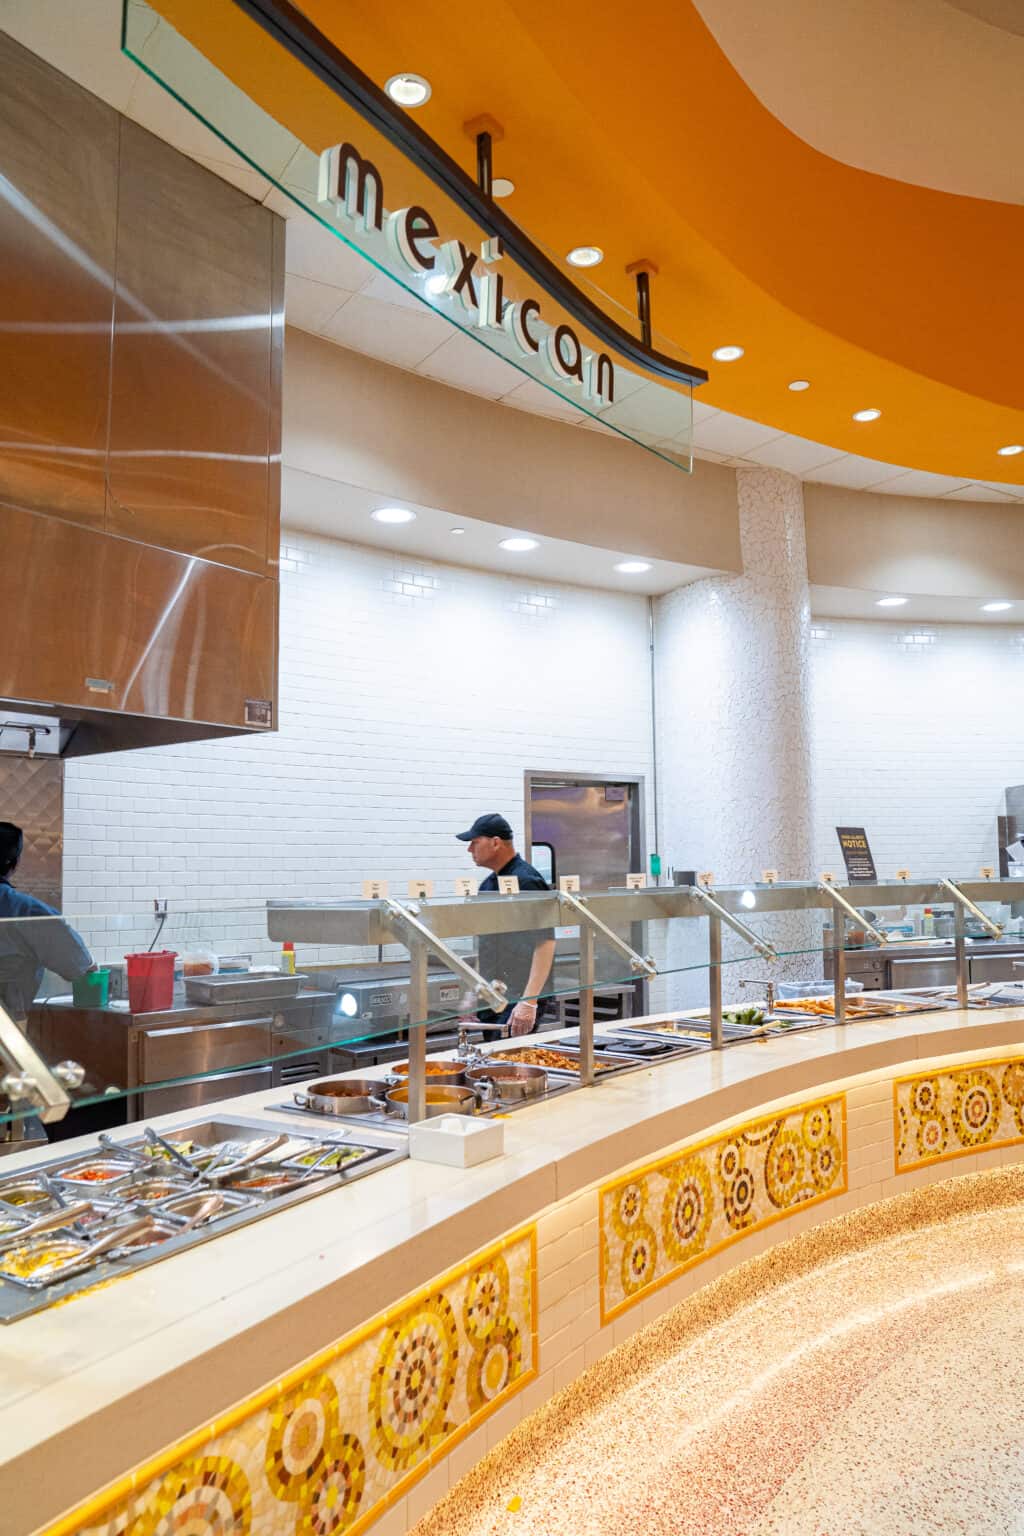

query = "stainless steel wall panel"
[107,121,278,576]
[0,33,117,532]
[0,505,276,730]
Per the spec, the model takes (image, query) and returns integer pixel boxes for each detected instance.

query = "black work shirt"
[476,855,554,1023]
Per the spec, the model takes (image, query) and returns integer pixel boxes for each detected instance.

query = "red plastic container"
[125,950,177,1013]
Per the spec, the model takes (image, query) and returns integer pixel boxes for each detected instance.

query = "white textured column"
[653,468,815,1005]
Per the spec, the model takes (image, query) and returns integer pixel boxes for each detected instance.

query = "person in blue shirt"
[456,813,555,1037]
[0,822,93,1023]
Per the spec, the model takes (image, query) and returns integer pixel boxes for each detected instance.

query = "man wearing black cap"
[456,813,555,1037]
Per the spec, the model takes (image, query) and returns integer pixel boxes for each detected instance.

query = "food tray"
[618,1019,768,1044]
[487,1045,637,1077]
[184,972,305,1004]
[554,1031,703,1059]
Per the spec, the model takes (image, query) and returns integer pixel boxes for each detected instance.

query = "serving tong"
[199,1132,289,1184]
[0,1200,95,1252]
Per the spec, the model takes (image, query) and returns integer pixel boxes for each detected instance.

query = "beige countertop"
[4,1004,1024,1533]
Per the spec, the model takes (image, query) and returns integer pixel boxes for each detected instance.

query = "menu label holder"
[498,876,521,894]
[454,877,475,898]
[626,873,647,889]
[362,879,389,899]
[761,869,778,884]
[408,879,434,899]
[558,875,581,893]
[980,866,995,879]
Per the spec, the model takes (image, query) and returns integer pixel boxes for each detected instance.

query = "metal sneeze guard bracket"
[938,878,1002,1008]
[818,880,887,1025]
[0,1001,75,1125]
[686,883,777,1050]
[558,888,657,1087]
[383,898,507,1124]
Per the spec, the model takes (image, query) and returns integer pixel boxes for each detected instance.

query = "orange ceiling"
[153,0,1023,484]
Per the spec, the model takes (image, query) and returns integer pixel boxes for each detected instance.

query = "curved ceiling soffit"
[152,0,1024,484]
[690,0,1024,204]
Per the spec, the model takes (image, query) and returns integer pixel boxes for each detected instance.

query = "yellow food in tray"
[0,1241,83,1281]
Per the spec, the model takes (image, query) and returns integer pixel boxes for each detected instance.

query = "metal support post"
[406,938,428,1125]
[954,902,969,1009]
[708,915,723,1050]
[832,900,848,1025]
[578,922,596,1086]
[558,890,657,978]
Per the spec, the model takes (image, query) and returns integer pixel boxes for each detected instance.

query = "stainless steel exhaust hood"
[0,33,282,758]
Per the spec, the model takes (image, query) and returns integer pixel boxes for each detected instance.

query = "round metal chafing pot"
[293,1079,388,1116]
[464,1062,548,1101]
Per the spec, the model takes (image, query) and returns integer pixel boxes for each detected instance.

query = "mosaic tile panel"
[599,1095,847,1322]
[895,1054,1024,1173]
[44,1226,536,1536]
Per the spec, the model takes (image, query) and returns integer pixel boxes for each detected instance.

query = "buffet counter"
[6,1003,1024,1536]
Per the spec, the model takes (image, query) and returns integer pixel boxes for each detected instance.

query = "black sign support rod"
[229,0,709,388]
[476,131,493,199]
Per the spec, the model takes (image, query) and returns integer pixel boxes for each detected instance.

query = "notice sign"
[836,827,877,883]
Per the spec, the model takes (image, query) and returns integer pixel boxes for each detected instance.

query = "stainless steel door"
[526,779,641,891]
[888,956,957,989]
[139,1016,273,1082]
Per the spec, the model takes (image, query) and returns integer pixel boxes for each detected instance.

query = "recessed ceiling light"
[371,506,416,524]
[566,246,603,268]
[852,407,882,422]
[788,379,810,392]
[499,536,539,552]
[450,527,466,536]
[385,73,431,107]
[997,444,1024,457]
[876,595,908,607]
[982,601,1013,612]
[492,177,515,198]
[615,560,652,574]
[712,345,744,362]
[424,273,448,296]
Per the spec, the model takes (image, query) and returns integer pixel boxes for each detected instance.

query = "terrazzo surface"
[413,1170,1024,1536]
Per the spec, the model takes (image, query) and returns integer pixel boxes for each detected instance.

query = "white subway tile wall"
[810,619,1024,878]
[62,533,654,963]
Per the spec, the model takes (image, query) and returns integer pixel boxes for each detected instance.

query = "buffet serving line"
[2,880,1024,1535]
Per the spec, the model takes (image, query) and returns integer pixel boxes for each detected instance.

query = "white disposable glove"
[508,1000,538,1036]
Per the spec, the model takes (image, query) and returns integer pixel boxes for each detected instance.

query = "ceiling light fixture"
[712,345,744,362]
[566,246,603,268]
[384,73,431,107]
[492,177,515,198]
[499,536,539,552]
[450,527,466,536]
[424,273,448,296]
[997,444,1024,457]
[982,601,1013,612]
[371,506,416,524]
[852,407,882,422]
[876,596,908,607]
[615,560,652,574]
[788,379,810,392]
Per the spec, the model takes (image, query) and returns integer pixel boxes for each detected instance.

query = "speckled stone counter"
[4,1005,1024,1536]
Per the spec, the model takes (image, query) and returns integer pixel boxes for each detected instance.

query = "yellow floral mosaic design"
[895,1055,1024,1173]
[600,1096,847,1322]
[47,1227,535,1536]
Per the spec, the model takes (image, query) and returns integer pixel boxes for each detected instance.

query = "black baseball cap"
[456,813,514,842]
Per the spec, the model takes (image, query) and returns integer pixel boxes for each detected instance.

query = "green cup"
[72,969,110,1008]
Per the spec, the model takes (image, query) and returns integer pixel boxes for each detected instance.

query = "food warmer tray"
[482,1045,641,1079]
[0,1116,404,1325]
[269,1074,576,1129]
[553,1031,704,1060]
